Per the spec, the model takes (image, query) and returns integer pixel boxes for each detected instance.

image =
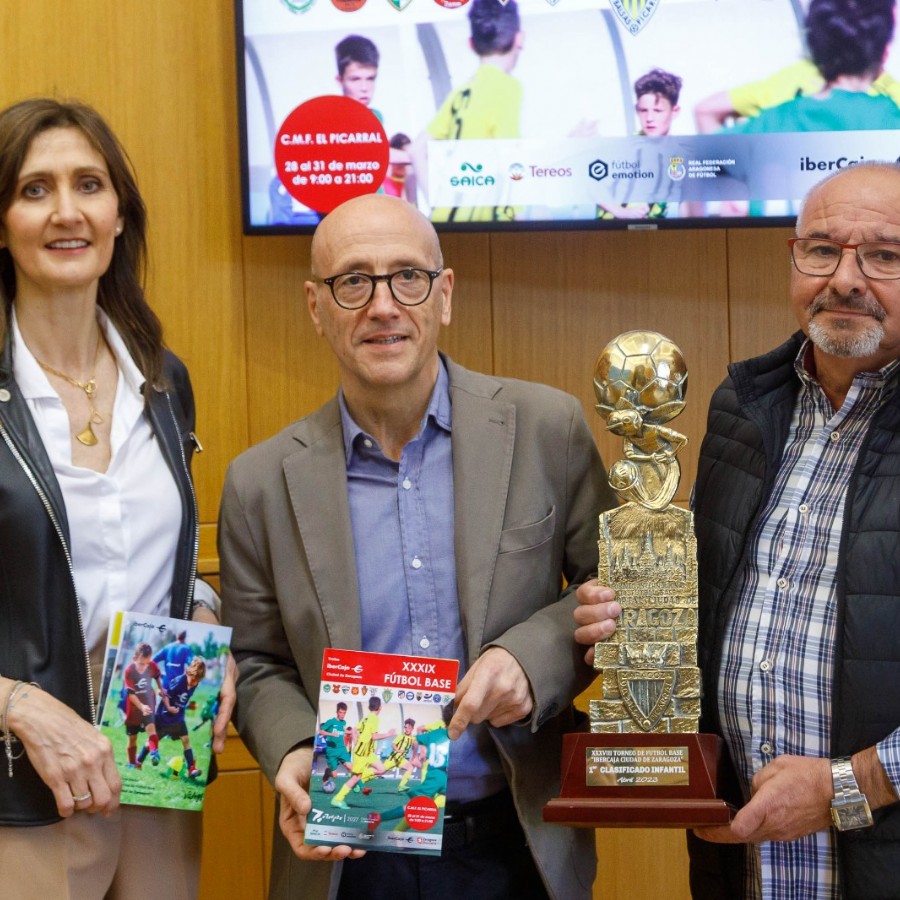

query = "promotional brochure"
[97,611,232,812]
[305,647,459,855]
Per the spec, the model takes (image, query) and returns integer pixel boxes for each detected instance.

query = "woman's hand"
[4,681,121,817]
[191,603,237,754]
[211,653,238,754]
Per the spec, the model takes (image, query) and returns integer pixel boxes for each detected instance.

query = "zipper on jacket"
[0,419,97,723]
[164,390,199,619]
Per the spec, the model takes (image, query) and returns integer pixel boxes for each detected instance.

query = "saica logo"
[451,161,494,186]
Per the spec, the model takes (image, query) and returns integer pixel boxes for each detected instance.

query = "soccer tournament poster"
[305,648,459,856]
[97,611,232,812]
[238,0,900,231]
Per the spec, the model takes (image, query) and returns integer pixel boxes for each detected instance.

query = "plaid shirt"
[718,341,900,900]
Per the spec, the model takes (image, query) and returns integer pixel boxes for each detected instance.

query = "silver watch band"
[831,756,858,795]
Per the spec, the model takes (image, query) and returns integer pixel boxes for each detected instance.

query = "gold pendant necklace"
[34,331,104,446]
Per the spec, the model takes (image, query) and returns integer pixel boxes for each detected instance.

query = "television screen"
[235,0,900,233]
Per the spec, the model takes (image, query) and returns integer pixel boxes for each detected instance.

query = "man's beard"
[807,292,886,358]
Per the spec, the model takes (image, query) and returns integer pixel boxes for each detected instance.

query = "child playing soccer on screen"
[412,0,524,222]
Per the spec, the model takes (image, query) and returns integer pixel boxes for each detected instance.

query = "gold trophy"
[545,331,734,828]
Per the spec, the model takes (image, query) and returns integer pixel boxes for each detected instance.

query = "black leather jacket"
[689,332,900,900]
[0,333,202,825]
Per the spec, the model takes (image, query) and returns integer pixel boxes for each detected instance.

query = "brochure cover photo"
[97,611,232,812]
[305,647,459,856]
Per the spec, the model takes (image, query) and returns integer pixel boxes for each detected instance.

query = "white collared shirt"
[11,308,182,651]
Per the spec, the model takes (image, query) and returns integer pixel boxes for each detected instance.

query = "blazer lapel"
[447,361,516,662]
[282,399,362,650]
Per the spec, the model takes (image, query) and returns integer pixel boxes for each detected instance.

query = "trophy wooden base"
[543,733,735,829]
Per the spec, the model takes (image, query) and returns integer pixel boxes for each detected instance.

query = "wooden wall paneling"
[199,725,275,899]
[490,229,731,502]
[200,771,268,899]
[262,778,277,897]
[435,232,494,373]
[128,5,248,527]
[240,234,338,444]
[726,227,798,362]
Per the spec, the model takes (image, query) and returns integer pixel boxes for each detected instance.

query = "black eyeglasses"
[320,267,443,310]
[788,238,900,280]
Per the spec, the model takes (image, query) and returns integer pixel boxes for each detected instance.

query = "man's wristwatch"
[830,756,874,831]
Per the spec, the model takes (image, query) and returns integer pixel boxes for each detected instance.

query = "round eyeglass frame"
[320,267,444,309]
[788,238,900,280]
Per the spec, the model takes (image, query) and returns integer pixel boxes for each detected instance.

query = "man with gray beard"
[575,162,900,899]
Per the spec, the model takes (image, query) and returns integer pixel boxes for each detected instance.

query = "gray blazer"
[219,357,614,899]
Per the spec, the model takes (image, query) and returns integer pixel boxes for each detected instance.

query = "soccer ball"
[165,756,184,779]
[321,779,336,794]
[593,331,687,426]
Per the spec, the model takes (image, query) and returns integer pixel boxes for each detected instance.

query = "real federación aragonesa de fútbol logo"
[668,157,686,181]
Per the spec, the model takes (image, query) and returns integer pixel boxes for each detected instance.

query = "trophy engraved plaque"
[544,331,734,828]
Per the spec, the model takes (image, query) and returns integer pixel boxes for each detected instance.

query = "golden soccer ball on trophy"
[593,330,688,427]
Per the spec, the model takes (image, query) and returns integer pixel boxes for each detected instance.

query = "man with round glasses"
[220,194,614,900]
[576,162,900,898]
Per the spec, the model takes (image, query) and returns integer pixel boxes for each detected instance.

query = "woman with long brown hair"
[0,97,234,899]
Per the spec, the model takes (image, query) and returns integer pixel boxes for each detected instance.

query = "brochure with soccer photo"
[305,648,459,856]
[97,611,232,812]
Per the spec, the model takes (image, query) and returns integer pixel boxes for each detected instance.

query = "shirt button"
[760,741,774,755]
[776,577,788,590]
[0,388,9,402]
[363,438,373,448]
[830,431,840,442]
[759,660,771,672]
[411,556,422,570]
[402,478,412,490]
[419,637,430,650]
[798,503,809,514]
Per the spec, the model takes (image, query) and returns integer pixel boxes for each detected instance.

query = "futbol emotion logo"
[588,159,609,181]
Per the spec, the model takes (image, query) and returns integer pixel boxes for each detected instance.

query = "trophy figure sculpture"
[590,330,698,736]
[544,332,733,828]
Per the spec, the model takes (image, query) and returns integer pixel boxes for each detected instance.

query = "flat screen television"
[235,0,900,234]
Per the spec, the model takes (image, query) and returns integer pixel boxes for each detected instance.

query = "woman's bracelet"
[2,680,41,778]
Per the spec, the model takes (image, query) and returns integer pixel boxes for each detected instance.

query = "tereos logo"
[589,159,609,181]
[508,163,526,181]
